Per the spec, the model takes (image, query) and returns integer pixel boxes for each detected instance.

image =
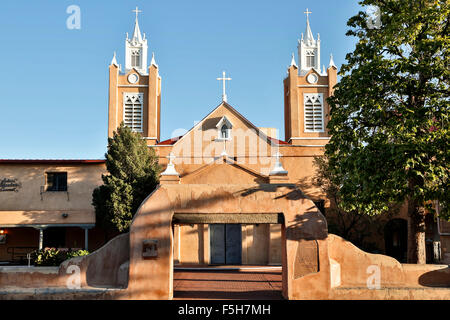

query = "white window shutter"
[123,93,144,132]
[304,93,324,132]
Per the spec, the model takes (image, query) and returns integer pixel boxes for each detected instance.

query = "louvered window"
[131,50,140,68]
[304,93,324,132]
[123,93,143,132]
[306,51,315,68]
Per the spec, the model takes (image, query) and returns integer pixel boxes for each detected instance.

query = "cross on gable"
[217,71,232,103]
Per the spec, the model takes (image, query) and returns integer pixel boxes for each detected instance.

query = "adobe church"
[106,9,336,266]
[0,9,448,270]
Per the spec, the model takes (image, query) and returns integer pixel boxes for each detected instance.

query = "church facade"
[106,12,337,266]
[0,10,448,267]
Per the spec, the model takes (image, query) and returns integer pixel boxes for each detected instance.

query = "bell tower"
[108,7,161,145]
[284,9,337,145]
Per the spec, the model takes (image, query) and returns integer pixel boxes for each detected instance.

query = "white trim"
[155,72,159,141]
[304,93,324,133]
[123,92,144,133]
[216,116,233,140]
[143,137,158,140]
[173,102,272,147]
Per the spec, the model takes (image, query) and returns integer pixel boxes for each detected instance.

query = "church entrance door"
[210,224,242,264]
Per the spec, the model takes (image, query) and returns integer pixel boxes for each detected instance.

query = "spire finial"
[161,153,179,176]
[217,71,232,103]
[290,53,297,68]
[131,7,143,42]
[150,52,158,67]
[304,8,312,21]
[111,51,118,66]
[132,6,142,21]
[303,8,314,43]
[269,152,288,176]
[329,53,337,68]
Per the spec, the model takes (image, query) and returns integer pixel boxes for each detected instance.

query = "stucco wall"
[0,163,105,225]
[327,234,450,288]
[60,232,130,288]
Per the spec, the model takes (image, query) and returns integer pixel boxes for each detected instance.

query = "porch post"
[84,228,89,251]
[38,228,44,250]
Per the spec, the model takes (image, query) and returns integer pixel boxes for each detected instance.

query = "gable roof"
[180,155,269,184]
[170,101,287,147]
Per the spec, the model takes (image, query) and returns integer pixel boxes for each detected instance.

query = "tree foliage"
[326,0,449,219]
[313,155,389,253]
[325,0,449,263]
[92,123,160,233]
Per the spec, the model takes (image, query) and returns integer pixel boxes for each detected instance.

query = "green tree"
[92,123,161,233]
[326,0,449,263]
[313,155,389,253]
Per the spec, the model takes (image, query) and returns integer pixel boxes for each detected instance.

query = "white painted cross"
[304,8,312,20]
[133,6,142,20]
[217,71,232,103]
[167,152,176,165]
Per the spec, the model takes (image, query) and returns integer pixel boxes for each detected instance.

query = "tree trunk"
[407,201,427,264]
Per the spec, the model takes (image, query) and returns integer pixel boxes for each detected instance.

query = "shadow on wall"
[418,267,450,287]
[238,184,328,241]
[60,232,129,288]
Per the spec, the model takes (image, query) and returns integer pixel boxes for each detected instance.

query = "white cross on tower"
[217,71,232,103]
[304,8,312,20]
[132,6,142,20]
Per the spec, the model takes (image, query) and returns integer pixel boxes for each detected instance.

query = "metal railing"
[6,247,38,265]
[40,185,70,201]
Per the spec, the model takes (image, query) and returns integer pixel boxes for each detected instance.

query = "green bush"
[33,248,89,266]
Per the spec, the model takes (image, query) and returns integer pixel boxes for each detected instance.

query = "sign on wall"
[0,178,21,192]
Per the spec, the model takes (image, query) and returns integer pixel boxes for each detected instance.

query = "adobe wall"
[0,163,105,214]
[121,183,329,300]
[327,234,450,292]
[59,232,130,288]
[0,233,129,291]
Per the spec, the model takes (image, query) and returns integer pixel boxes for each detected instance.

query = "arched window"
[216,116,233,141]
[221,124,229,139]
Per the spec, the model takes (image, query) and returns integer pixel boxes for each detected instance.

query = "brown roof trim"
[0,159,106,164]
[156,136,182,146]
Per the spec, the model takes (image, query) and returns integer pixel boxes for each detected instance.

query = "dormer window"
[216,116,233,141]
[131,49,141,68]
[220,124,229,139]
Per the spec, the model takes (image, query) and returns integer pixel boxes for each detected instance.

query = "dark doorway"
[384,219,407,263]
[43,227,66,249]
[210,224,242,264]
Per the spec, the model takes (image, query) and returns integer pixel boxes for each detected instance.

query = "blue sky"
[0,0,362,159]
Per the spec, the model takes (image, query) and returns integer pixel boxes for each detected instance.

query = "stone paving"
[173,268,284,300]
